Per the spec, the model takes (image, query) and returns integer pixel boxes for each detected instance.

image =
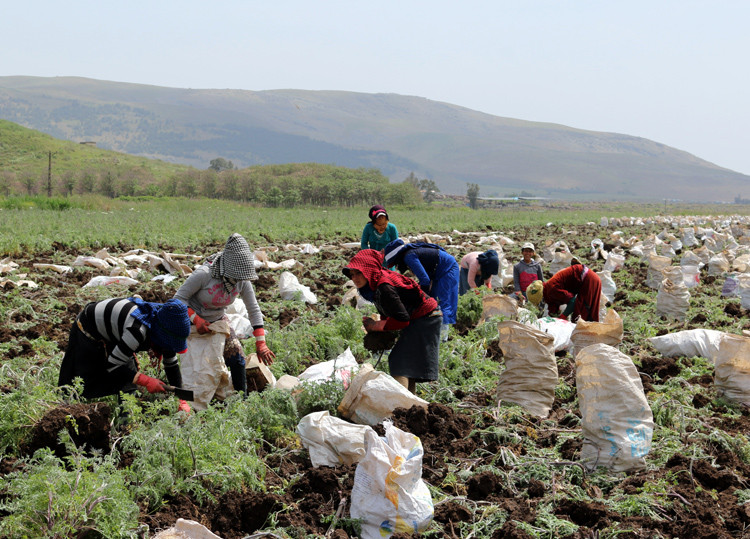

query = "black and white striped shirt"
[78,299,178,379]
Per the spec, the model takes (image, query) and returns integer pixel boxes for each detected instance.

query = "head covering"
[368,204,388,222]
[129,297,190,354]
[208,233,257,293]
[343,249,420,293]
[477,249,500,280]
[522,242,536,252]
[526,280,544,306]
[383,238,407,265]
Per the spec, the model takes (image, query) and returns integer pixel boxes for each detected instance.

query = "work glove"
[177,400,191,414]
[188,308,211,334]
[363,316,387,332]
[134,373,166,394]
[253,328,276,365]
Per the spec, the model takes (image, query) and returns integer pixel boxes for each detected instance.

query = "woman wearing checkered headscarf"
[174,233,275,395]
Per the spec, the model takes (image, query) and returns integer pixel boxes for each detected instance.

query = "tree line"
[0,163,424,208]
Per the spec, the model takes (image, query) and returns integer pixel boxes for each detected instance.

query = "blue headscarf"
[129,297,190,354]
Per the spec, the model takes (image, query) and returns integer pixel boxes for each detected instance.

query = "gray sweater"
[174,265,264,327]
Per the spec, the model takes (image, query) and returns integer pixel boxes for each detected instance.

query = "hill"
[0,76,747,201]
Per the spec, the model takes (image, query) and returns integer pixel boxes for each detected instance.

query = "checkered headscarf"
[208,233,257,293]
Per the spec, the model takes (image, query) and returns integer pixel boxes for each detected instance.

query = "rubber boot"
[230,363,248,397]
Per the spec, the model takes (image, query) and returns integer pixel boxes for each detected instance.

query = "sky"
[2,1,749,176]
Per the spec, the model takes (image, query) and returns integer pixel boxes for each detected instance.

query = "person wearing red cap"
[58,297,191,413]
[344,249,442,393]
[360,205,399,252]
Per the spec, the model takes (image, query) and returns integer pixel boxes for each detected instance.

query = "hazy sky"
[3,1,749,175]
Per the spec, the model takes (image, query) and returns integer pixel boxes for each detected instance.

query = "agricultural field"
[1,199,750,538]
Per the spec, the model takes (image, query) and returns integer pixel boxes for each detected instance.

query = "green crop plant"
[0,363,62,455]
[295,378,347,418]
[455,291,483,329]
[121,404,265,510]
[520,501,580,538]
[227,389,299,444]
[0,446,140,538]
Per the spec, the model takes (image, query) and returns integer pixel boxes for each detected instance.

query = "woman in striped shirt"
[58,297,190,411]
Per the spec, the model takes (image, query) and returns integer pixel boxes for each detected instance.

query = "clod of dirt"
[433,500,472,524]
[254,273,276,290]
[491,521,534,539]
[363,331,398,352]
[21,402,111,458]
[638,356,679,381]
[692,393,711,408]
[724,302,745,317]
[278,307,299,328]
[555,499,612,529]
[467,470,502,500]
[527,478,546,497]
[390,403,475,457]
[559,437,582,460]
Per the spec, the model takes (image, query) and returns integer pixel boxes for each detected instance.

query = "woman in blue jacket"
[384,239,459,331]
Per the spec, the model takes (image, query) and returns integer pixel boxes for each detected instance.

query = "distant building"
[735,194,750,204]
[79,141,97,147]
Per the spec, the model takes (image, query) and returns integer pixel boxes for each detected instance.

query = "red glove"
[362,317,387,332]
[134,373,166,394]
[188,308,211,334]
[253,328,276,365]
[178,400,191,414]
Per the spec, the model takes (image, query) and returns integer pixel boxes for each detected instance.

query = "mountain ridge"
[0,76,745,201]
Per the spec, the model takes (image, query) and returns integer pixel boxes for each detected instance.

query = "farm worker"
[458,249,500,295]
[344,249,442,394]
[512,242,544,303]
[360,205,399,252]
[58,297,191,413]
[383,239,459,335]
[174,233,275,396]
[527,262,603,322]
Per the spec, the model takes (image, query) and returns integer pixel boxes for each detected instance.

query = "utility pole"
[46,151,55,197]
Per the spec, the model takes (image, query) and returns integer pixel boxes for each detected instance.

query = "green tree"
[419,179,440,204]
[404,172,419,188]
[467,183,480,210]
[79,171,96,194]
[208,158,235,172]
[21,175,37,195]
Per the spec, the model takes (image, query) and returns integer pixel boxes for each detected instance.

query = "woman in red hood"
[344,249,442,393]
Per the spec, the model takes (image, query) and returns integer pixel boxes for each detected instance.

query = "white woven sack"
[351,422,433,539]
[599,270,617,303]
[680,227,698,248]
[479,294,518,323]
[296,411,374,468]
[645,255,671,289]
[648,329,725,361]
[714,333,750,405]
[570,309,623,357]
[708,253,730,276]
[180,323,233,411]
[576,343,654,472]
[496,321,557,418]
[338,364,428,426]
[656,271,690,322]
[739,274,750,310]
[602,252,625,272]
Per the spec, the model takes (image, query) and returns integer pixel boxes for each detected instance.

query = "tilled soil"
[5,223,750,538]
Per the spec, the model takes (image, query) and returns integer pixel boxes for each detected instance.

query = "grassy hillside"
[0,118,191,181]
